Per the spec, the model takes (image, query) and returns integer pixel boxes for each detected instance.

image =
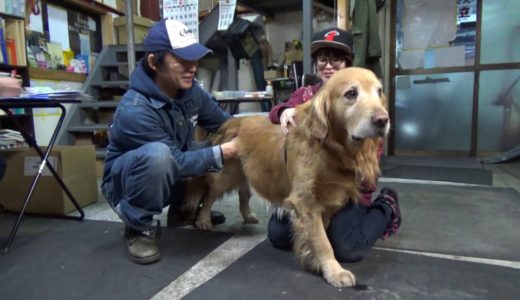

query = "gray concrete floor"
[82,158,520,299]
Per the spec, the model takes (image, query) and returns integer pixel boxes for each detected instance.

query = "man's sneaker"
[167,206,226,227]
[375,187,401,238]
[125,220,161,264]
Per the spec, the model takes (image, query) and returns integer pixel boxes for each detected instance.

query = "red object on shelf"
[140,0,160,21]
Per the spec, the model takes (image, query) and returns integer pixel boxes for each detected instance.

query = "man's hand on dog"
[220,137,240,160]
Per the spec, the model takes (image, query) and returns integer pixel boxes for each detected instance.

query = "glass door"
[389,0,520,156]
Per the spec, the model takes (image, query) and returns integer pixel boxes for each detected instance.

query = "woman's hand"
[0,77,22,98]
[280,108,297,134]
[220,137,240,160]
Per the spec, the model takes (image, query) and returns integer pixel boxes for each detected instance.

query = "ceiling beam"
[237,0,274,18]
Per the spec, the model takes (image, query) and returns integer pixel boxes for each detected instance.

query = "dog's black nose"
[372,113,389,128]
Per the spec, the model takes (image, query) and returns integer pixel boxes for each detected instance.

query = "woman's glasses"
[316,57,345,68]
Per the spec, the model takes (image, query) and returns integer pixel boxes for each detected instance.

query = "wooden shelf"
[0,11,24,20]
[29,68,87,82]
[62,0,125,16]
[0,64,27,69]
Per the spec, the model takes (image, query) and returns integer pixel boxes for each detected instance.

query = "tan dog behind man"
[182,67,390,287]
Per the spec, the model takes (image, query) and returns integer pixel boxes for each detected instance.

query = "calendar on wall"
[218,0,236,31]
[163,0,200,41]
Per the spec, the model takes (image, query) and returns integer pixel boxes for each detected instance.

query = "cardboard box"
[0,145,98,215]
[114,15,154,44]
[96,159,105,178]
[116,0,138,14]
[264,70,279,80]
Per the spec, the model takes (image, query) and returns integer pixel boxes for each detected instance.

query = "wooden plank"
[29,68,87,82]
[101,13,115,46]
[336,0,349,30]
[62,0,125,16]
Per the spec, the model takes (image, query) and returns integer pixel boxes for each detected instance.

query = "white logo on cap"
[165,19,197,49]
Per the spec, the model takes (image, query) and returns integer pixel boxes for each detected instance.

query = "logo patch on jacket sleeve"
[190,114,198,127]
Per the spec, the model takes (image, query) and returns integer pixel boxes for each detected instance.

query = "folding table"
[214,95,274,114]
[0,98,85,253]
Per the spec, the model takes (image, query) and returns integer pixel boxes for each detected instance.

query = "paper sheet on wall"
[402,0,457,49]
[163,0,199,41]
[79,34,91,55]
[47,5,70,50]
[29,11,44,33]
[218,0,236,30]
[434,46,466,68]
[398,49,425,69]
[88,17,96,31]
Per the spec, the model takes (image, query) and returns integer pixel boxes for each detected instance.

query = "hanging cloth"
[351,0,383,78]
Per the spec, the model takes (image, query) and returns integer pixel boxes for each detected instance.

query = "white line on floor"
[151,234,266,300]
[379,177,488,187]
[374,247,520,269]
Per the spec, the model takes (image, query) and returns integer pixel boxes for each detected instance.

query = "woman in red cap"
[267,27,402,263]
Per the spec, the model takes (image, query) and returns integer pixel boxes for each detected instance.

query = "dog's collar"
[283,141,288,165]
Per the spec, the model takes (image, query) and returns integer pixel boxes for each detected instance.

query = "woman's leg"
[327,203,390,262]
[267,211,293,250]
[267,188,400,260]
[327,188,399,263]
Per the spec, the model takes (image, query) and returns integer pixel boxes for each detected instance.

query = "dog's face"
[309,67,390,144]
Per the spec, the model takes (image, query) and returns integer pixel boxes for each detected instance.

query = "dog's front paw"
[323,268,356,288]
[195,217,213,231]
[243,213,259,224]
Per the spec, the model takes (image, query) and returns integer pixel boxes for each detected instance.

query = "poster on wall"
[402,0,457,49]
[457,0,477,24]
[163,0,199,41]
[68,11,93,55]
[218,0,236,30]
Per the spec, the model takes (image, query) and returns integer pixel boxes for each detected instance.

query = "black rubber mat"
[375,183,520,261]
[0,215,232,300]
[185,241,519,300]
[381,165,492,185]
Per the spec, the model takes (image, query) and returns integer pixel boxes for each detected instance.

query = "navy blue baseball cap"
[143,19,212,61]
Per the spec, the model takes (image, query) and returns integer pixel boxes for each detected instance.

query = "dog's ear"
[308,89,331,140]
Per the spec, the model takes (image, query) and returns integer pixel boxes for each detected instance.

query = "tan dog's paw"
[243,213,259,224]
[323,268,356,288]
[195,216,213,231]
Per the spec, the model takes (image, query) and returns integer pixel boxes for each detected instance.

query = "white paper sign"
[218,0,236,31]
[24,156,58,177]
[163,0,200,41]
[29,11,44,33]
[47,4,70,50]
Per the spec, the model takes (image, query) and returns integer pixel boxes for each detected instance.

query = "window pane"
[478,69,520,152]
[395,72,474,151]
[396,0,476,70]
[480,0,520,64]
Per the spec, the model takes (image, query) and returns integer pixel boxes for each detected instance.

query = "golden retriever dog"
[182,67,389,287]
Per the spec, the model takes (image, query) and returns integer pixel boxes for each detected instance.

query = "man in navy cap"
[102,19,238,264]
